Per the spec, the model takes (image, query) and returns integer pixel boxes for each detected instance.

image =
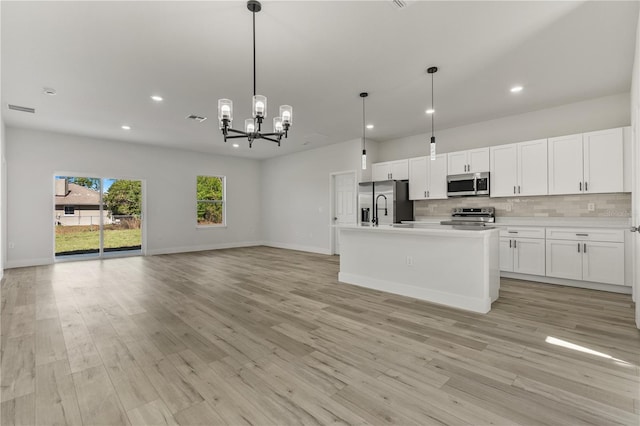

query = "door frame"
[329,170,358,255]
[52,172,147,261]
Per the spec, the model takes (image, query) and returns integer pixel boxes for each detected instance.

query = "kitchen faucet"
[373,194,388,226]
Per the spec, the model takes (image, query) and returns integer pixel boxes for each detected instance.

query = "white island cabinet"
[337,225,500,314]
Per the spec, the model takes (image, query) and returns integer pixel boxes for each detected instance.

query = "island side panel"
[338,228,499,313]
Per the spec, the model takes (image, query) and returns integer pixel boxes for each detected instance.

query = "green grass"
[55,227,141,255]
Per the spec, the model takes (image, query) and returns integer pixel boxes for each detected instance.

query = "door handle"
[427,190,430,197]
[514,186,516,194]
[578,243,581,253]
[518,185,521,194]
[333,217,338,221]
[583,243,587,253]
[584,182,588,192]
[579,182,582,191]
[424,191,427,198]
[513,240,517,249]
[509,240,512,248]
[630,226,640,233]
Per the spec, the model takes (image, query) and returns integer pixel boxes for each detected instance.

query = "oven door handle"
[473,177,477,194]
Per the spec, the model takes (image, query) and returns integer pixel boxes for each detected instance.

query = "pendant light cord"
[253,10,257,97]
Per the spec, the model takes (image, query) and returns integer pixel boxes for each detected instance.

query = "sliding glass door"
[54,176,142,259]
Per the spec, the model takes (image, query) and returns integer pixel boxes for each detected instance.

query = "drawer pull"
[575,233,589,237]
[508,231,518,234]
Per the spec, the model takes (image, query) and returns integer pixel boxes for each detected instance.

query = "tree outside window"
[197,176,225,226]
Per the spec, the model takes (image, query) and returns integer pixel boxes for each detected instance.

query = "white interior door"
[332,172,356,255]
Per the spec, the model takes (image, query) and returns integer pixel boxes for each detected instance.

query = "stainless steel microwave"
[447,172,490,197]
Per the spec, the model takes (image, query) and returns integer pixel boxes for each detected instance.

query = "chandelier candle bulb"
[253,95,267,118]
[280,105,293,125]
[273,117,283,133]
[245,119,255,133]
[362,150,367,170]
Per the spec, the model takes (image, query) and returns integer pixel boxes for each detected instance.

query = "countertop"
[335,223,500,238]
[407,216,631,229]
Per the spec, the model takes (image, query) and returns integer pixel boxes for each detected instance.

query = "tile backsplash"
[414,193,631,218]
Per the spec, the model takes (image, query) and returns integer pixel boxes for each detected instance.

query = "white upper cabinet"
[490,139,547,197]
[372,159,408,181]
[447,148,489,174]
[548,128,623,195]
[468,148,490,173]
[408,154,447,200]
[490,143,518,197]
[408,157,428,200]
[583,128,623,194]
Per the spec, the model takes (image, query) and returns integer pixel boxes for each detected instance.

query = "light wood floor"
[1,246,639,425]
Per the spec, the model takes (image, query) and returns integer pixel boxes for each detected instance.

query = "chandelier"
[217,1,292,148]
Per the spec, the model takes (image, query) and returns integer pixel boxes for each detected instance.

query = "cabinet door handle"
[585,182,588,192]
[514,240,517,249]
[514,186,516,194]
[579,182,582,191]
[427,190,430,197]
[424,191,427,198]
[578,243,581,253]
[509,240,512,248]
[518,185,521,193]
[584,243,587,253]
[508,231,518,233]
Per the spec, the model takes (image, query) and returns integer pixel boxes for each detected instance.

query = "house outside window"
[64,206,75,216]
[196,176,225,226]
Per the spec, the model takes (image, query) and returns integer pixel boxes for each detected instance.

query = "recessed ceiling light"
[121,125,131,130]
[150,95,163,102]
[426,108,435,114]
[510,86,523,93]
[232,143,239,148]
[43,87,57,96]
[366,124,374,129]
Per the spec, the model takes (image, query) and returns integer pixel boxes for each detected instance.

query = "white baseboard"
[501,272,632,294]
[6,257,53,269]
[339,272,492,314]
[262,241,332,255]
[147,241,263,256]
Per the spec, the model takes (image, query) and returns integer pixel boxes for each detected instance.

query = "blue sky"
[55,176,117,193]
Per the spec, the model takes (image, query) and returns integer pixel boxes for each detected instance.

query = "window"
[196,176,225,226]
[64,206,75,216]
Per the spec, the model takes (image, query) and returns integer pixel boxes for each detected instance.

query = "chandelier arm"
[226,128,249,135]
[260,132,283,137]
[224,133,253,139]
[261,136,281,144]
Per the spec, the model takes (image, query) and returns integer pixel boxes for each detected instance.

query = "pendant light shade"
[359,92,369,170]
[427,66,438,160]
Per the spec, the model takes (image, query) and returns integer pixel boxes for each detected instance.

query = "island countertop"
[334,223,500,238]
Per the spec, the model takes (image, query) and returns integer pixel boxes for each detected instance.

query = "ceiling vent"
[390,0,413,9]
[186,114,207,122]
[8,104,35,114]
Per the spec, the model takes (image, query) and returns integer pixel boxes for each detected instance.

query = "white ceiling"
[2,1,638,159]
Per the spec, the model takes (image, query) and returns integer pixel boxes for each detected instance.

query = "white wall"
[378,93,631,161]
[630,8,640,326]
[6,127,262,267]
[261,137,377,254]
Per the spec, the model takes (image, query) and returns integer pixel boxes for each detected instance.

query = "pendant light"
[360,92,368,170]
[427,66,438,160]
[217,1,292,148]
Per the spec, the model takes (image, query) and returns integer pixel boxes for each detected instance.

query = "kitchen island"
[337,224,500,313]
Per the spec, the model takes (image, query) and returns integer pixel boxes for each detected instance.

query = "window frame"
[196,175,227,228]
[64,206,75,216]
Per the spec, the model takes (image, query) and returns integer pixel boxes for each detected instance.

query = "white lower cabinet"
[499,227,545,275]
[545,228,625,286]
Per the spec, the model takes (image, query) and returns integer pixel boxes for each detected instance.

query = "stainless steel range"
[440,207,495,229]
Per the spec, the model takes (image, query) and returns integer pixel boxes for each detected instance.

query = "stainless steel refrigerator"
[358,180,413,226]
